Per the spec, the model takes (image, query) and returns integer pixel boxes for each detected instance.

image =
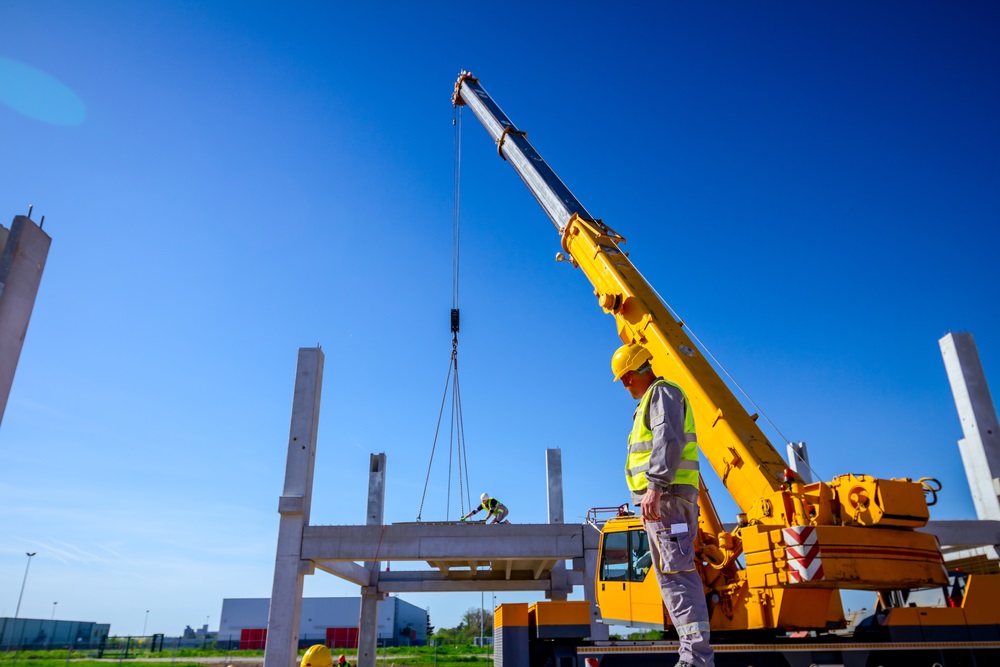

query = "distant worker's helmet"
[301,645,334,667]
[611,343,652,382]
[481,493,490,503]
[338,655,346,665]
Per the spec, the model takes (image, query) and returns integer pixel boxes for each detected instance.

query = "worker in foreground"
[300,645,334,667]
[461,492,509,524]
[299,646,350,667]
[613,343,714,667]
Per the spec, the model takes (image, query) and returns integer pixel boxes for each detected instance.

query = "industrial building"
[217,596,426,649]
[0,618,109,650]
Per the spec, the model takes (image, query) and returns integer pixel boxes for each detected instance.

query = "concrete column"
[0,215,51,426]
[545,449,564,525]
[544,449,569,600]
[941,333,1000,520]
[264,348,324,667]
[579,529,609,640]
[357,453,386,667]
[786,442,813,484]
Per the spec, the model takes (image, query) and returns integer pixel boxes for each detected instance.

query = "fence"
[214,633,420,651]
[2,633,427,658]
[1,635,215,657]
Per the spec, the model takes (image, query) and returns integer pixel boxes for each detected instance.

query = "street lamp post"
[14,552,37,620]
[142,610,150,637]
[8,552,36,652]
[45,601,59,650]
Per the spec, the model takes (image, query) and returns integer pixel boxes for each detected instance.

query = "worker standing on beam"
[461,492,509,524]
[613,343,714,667]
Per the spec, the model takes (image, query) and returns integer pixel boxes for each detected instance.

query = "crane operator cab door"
[597,518,665,628]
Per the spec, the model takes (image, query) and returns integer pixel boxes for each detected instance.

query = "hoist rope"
[447,385,454,516]
[416,352,454,522]
[455,371,471,512]
[417,105,474,520]
[641,269,824,484]
[453,106,462,309]
[448,361,472,518]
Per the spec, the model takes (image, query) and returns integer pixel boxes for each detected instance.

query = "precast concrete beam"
[374,578,554,593]
[352,567,573,592]
[314,561,372,587]
[941,545,1000,562]
[301,523,586,562]
[919,519,1000,548]
[718,518,1000,552]
[421,557,569,581]
[370,568,567,584]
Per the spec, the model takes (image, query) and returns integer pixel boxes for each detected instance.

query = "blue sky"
[1,1,998,638]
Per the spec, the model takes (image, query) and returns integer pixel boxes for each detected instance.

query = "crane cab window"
[601,532,629,581]
[630,529,651,580]
[600,529,651,582]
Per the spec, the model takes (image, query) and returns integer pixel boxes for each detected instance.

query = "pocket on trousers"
[655,529,695,574]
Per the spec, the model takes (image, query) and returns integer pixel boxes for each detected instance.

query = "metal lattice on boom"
[417,103,473,521]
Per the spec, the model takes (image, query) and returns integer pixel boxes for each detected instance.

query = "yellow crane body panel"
[741,523,947,591]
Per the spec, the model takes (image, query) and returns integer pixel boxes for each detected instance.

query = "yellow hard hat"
[611,343,652,382]
[301,645,334,667]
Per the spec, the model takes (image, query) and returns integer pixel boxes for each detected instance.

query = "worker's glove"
[460,516,466,522]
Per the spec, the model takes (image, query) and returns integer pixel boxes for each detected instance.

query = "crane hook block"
[451,308,460,333]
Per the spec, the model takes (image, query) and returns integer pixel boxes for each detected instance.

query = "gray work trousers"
[643,491,715,667]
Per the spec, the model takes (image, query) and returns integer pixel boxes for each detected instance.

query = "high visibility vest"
[482,498,500,512]
[626,379,699,493]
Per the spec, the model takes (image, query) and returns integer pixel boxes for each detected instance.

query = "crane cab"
[594,510,667,629]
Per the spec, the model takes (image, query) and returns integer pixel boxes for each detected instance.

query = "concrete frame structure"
[262,336,1000,667]
[264,348,605,667]
[0,214,51,426]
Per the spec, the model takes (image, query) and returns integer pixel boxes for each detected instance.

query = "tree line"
[430,608,493,645]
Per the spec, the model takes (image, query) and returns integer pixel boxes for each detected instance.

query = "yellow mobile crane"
[452,72,1000,666]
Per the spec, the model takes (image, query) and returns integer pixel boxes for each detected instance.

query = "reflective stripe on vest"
[626,378,699,493]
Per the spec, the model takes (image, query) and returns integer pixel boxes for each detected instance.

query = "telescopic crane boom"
[453,71,947,632]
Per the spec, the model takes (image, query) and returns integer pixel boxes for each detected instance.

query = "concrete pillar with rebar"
[0,214,51,426]
[941,332,1000,520]
[264,348,324,667]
